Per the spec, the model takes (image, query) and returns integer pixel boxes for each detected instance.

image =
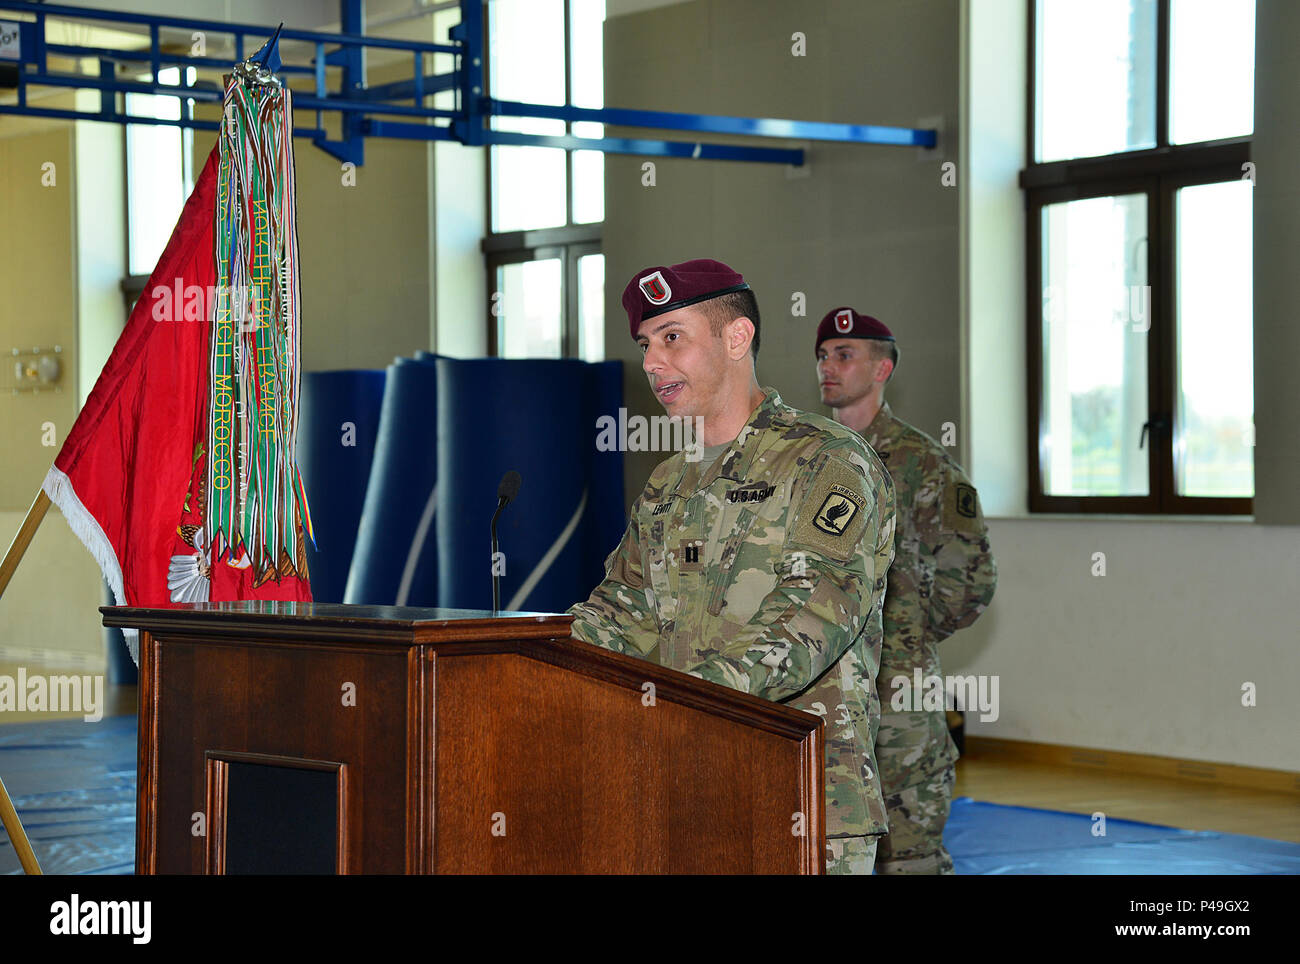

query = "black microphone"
[491,470,522,613]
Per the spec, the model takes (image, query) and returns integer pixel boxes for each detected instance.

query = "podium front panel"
[108,603,823,874]
[433,651,812,873]
[139,634,416,874]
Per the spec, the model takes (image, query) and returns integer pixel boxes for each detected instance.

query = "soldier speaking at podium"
[569,259,897,874]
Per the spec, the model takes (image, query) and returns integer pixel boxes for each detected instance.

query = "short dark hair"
[705,288,761,359]
[868,338,899,380]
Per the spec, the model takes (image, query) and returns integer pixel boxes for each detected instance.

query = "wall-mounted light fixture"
[10,345,63,393]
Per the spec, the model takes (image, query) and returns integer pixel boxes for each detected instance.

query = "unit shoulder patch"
[941,472,984,535]
[955,482,977,517]
[813,485,861,535]
[791,456,872,563]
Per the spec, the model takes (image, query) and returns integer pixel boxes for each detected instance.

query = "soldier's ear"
[876,357,895,383]
[727,316,755,360]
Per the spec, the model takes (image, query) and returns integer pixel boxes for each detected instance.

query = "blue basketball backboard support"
[0,0,938,166]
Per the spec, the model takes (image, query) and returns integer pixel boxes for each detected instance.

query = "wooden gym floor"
[957,741,1300,844]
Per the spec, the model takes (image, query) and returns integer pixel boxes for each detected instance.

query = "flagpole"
[0,775,42,874]
[0,489,50,604]
[0,488,49,873]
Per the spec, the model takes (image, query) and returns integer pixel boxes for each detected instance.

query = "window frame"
[482,0,603,359]
[1022,0,1253,514]
[483,225,601,357]
[123,66,196,278]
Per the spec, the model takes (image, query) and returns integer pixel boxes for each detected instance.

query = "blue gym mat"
[946,797,1300,874]
[2,716,1297,874]
[299,369,388,604]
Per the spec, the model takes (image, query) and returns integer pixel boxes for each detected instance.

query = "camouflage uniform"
[859,402,996,874]
[826,835,878,875]
[569,388,896,871]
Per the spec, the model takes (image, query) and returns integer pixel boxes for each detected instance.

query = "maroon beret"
[814,307,895,354]
[622,258,750,337]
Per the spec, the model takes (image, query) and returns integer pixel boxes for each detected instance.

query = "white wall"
[945,518,1298,771]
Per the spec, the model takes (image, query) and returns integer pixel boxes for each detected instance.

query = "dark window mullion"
[1019,140,1251,191]
[1025,190,1047,511]
[567,152,576,229]
[1156,0,1171,149]
[486,256,500,356]
[565,245,580,358]
[563,0,574,228]
[1151,176,1176,511]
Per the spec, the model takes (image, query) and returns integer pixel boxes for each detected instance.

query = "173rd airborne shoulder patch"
[791,456,870,563]
[940,470,984,536]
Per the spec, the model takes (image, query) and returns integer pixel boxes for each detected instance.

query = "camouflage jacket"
[569,388,896,838]
[861,402,996,687]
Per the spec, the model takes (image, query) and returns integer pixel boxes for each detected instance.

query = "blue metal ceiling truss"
[0,0,937,167]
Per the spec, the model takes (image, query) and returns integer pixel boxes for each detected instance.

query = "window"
[125,66,195,276]
[1024,0,1254,513]
[487,242,603,359]
[122,66,196,311]
[484,0,605,360]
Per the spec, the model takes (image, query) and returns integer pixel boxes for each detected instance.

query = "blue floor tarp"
[947,796,1300,875]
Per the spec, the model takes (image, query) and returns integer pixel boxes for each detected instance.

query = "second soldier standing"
[816,307,997,874]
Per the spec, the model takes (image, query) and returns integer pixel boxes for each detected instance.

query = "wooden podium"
[102,602,825,874]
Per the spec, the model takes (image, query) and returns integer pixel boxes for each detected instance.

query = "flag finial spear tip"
[238,23,285,87]
[255,24,285,67]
